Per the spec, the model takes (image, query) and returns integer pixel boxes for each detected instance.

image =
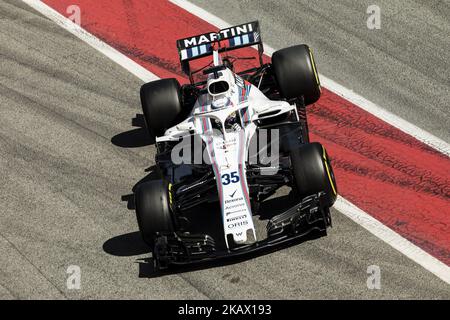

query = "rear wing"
[176,21,264,77]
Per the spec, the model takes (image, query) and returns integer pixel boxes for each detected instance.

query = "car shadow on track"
[111,114,154,148]
[103,231,150,257]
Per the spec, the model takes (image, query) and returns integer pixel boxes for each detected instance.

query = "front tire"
[290,142,337,207]
[135,180,174,248]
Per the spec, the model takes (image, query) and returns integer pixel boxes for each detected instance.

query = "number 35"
[222,171,240,185]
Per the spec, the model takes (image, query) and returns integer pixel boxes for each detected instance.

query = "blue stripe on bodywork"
[191,46,199,57]
[248,32,255,43]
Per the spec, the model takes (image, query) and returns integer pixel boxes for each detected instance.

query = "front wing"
[152,192,331,269]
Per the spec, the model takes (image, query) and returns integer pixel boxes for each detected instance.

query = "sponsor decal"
[179,22,256,49]
[235,74,244,88]
[225,208,247,216]
[224,197,244,204]
[228,220,249,229]
[224,203,245,211]
[226,214,247,222]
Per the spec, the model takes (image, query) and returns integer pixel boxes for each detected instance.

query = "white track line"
[22,0,158,83]
[22,0,450,284]
[335,197,450,284]
[170,0,450,157]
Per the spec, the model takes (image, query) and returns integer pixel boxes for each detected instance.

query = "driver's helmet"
[211,96,231,109]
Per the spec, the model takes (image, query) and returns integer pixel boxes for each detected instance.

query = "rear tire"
[135,180,174,248]
[290,142,337,207]
[272,44,321,105]
[140,78,183,139]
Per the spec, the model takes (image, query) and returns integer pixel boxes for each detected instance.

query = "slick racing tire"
[140,78,183,139]
[290,142,337,207]
[135,179,174,248]
[272,44,321,105]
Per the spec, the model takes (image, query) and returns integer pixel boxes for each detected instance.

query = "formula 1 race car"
[135,21,337,269]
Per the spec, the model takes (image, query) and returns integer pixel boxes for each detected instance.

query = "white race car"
[135,21,337,269]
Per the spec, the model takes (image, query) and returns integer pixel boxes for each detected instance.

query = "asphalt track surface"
[0,0,448,299]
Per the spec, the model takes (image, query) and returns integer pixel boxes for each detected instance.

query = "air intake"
[208,80,230,96]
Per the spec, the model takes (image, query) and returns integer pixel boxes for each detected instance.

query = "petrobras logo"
[179,22,258,49]
[224,197,244,204]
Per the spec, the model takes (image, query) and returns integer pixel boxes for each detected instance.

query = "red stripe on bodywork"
[238,129,251,212]
[43,0,450,264]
